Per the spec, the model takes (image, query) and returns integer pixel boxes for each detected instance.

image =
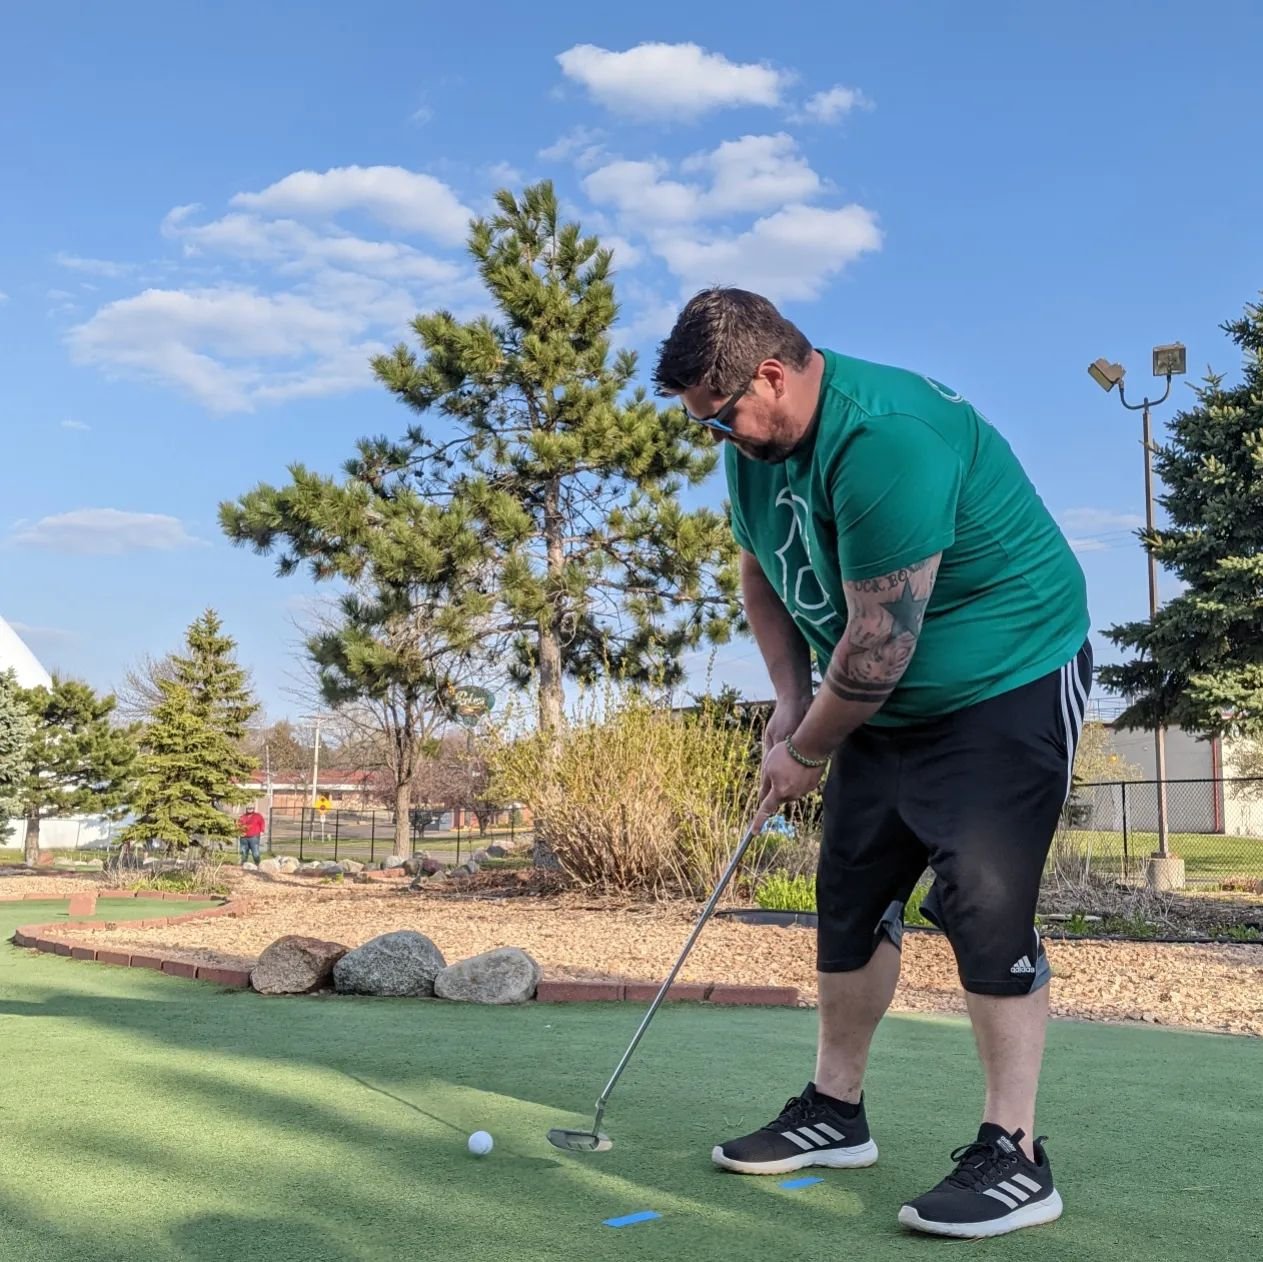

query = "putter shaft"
[588,819,765,1132]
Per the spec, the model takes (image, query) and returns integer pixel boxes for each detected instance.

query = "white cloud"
[654,203,882,302]
[486,161,524,186]
[55,252,135,278]
[10,509,202,556]
[1059,508,1145,553]
[409,105,434,126]
[586,135,825,229]
[583,160,701,224]
[230,165,474,245]
[60,419,90,432]
[795,85,871,124]
[68,285,367,413]
[9,621,76,645]
[538,126,607,169]
[557,42,787,120]
[683,133,822,214]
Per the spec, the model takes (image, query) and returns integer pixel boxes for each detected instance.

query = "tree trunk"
[23,811,40,867]
[393,779,412,855]
[534,476,566,869]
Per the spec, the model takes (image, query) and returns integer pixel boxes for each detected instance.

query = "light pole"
[1088,342,1186,890]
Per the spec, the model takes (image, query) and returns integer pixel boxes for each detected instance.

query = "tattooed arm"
[788,553,941,760]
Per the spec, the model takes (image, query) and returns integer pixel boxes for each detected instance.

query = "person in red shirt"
[238,807,267,865]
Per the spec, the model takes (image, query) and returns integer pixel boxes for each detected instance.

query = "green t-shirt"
[726,349,1090,725]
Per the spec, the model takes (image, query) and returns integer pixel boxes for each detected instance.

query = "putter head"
[547,1127,613,1153]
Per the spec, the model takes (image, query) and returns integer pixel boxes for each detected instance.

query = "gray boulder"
[342,859,365,875]
[242,861,258,871]
[251,935,349,995]
[332,930,447,997]
[258,858,282,875]
[277,856,300,873]
[435,948,540,1005]
[420,857,443,875]
[472,849,489,864]
[486,845,507,859]
[382,855,407,871]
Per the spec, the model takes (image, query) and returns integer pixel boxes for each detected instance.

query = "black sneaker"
[712,1083,878,1175]
[898,1123,1063,1238]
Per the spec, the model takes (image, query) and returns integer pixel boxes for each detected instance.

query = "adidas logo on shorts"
[1009,955,1036,975]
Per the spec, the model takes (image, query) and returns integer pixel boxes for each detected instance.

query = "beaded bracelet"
[785,737,829,769]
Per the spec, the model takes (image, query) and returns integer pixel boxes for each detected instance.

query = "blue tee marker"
[603,1211,661,1228]
[780,1176,824,1190]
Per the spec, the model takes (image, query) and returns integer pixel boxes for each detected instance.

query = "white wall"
[1221,737,1263,839]
[1,815,118,851]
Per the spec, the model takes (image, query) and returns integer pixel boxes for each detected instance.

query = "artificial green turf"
[1,899,1261,1261]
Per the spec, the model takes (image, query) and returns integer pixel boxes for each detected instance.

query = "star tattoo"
[880,579,930,637]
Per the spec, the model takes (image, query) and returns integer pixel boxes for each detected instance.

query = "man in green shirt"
[654,288,1092,1240]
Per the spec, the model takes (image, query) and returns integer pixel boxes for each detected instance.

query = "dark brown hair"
[652,287,814,396]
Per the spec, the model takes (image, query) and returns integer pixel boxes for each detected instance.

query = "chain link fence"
[257,805,531,866]
[1059,777,1263,885]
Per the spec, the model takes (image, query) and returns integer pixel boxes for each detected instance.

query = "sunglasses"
[681,381,750,436]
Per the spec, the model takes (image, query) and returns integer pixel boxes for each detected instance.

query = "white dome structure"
[0,616,51,690]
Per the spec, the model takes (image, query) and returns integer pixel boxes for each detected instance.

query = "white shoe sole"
[898,1189,1064,1238]
[711,1139,879,1176]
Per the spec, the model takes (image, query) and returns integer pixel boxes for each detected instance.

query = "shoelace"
[767,1094,818,1130]
[944,1139,1020,1191]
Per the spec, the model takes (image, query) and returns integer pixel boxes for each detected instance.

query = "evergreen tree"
[124,611,260,849]
[17,677,139,865]
[0,670,35,844]
[1099,295,1263,738]
[123,680,228,848]
[220,181,741,733]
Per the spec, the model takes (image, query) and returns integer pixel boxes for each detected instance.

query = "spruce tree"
[17,677,139,865]
[124,611,259,849]
[123,679,228,848]
[1099,295,1263,738]
[220,181,741,732]
[0,670,35,844]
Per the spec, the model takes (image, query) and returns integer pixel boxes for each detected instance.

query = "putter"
[547,817,767,1154]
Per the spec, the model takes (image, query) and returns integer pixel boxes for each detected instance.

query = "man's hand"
[755,740,826,833]
[760,695,811,812]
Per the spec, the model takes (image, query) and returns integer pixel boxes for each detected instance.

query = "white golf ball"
[468,1130,493,1157]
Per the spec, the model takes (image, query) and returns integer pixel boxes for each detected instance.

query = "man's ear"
[756,359,787,397]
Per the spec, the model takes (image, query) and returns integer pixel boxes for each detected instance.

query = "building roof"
[0,616,52,690]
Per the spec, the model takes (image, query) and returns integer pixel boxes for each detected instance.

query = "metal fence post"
[333,811,340,860]
[299,808,305,863]
[1121,781,1130,876]
[370,812,376,864]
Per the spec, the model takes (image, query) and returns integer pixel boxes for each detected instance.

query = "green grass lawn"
[1055,828,1263,882]
[2,898,1261,1261]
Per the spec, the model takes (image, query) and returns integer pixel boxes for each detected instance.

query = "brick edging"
[10,894,253,989]
[8,894,801,1007]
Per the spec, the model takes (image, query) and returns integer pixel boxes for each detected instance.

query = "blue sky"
[3,0,1261,722]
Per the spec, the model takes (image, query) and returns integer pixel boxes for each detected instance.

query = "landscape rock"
[472,849,489,864]
[242,861,258,871]
[321,863,345,876]
[258,858,282,876]
[277,856,300,873]
[332,930,447,997]
[383,855,407,871]
[486,845,507,859]
[342,860,364,875]
[463,860,480,875]
[435,948,541,1005]
[251,935,349,995]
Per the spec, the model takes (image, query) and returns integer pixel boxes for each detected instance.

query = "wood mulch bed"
[25,867,1263,1037]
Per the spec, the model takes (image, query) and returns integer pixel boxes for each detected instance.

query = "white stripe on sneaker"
[814,1123,845,1143]
[781,1130,813,1151]
[998,1180,1030,1202]
[797,1128,828,1147]
[983,1188,1019,1210]
[1012,1173,1043,1194]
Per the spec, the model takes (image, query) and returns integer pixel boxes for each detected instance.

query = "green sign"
[449,685,495,728]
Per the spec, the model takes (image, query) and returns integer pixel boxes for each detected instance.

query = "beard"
[731,433,799,464]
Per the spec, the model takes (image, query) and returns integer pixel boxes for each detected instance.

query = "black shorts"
[816,641,1093,996]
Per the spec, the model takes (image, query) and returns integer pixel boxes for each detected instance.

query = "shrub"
[754,870,816,913]
[488,683,759,897]
[127,853,230,898]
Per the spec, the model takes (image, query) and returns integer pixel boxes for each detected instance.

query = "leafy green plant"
[1065,912,1092,935]
[754,870,816,913]
[1102,913,1157,939]
[904,881,933,928]
[1210,924,1263,942]
[127,855,230,897]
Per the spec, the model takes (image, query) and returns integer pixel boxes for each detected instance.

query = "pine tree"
[123,679,228,848]
[0,670,35,844]
[17,677,139,865]
[220,181,741,733]
[1099,295,1263,738]
[124,611,260,849]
